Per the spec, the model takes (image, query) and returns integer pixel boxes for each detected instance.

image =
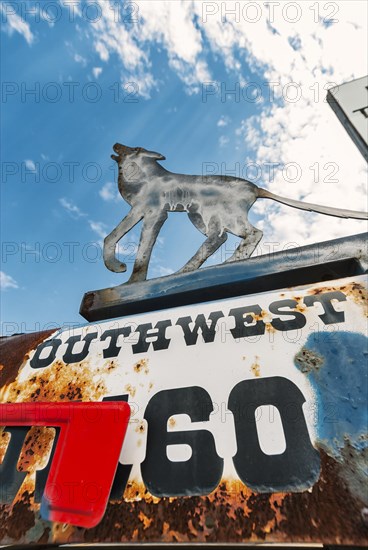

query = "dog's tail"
[257,187,368,220]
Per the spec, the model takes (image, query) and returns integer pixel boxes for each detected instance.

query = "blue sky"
[1,0,367,334]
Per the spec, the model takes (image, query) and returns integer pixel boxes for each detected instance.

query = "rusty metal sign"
[1,234,368,545]
[0,401,130,528]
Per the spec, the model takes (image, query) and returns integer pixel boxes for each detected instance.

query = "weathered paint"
[294,329,368,508]
[1,275,367,545]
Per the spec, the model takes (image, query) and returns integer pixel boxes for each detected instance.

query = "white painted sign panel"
[328,75,368,160]
[2,274,367,500]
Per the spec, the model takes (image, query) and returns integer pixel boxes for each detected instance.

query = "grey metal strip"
[80,232,368,322]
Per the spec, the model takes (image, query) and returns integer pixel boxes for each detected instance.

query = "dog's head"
[111,143,165,162]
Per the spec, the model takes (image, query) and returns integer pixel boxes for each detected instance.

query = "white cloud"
[99,182,120,202]
[89,219,139,259]
[12,0,366,255]
[59,197,86,219]
[85,1,155,97]
[89,220,107,240]
[153,265,174,277]
[217,116,231,127]
[197,0,368,247]
[0,271,18,290]
[83,0,367,245]
[219,135,229,147]
[25,159,36,171]
[92,67,103,79]
[1,3,34,44]
[95,41,109,61]
[137,1,202,65]
[169,57,210,94]
[74,53,87,66]
[83,0,210,97]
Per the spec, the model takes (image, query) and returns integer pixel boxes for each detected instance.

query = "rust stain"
[138,510,153,529]
[17,427,55,473]
[308,282,368,316]
[134,358,149,374]
[294,347,324,373]
[0,330,56,386]
[125,384,136,398]
[0,491,36,542]
[0,336,115,524]
[168,417,176,429]
[0,428,10,463]
[1,359,108,403]
[291,295,307,313]
[0,451,367,545]
[51,521,75,543]
[83,453,368,545]
[344,282,368,316]
[105,360,117,371]
[13,472,37,505]
[122,479,159,503]
[36,526,51,544]
[254,310,268,322]
[251,356,261,377]
[135,421,145,434]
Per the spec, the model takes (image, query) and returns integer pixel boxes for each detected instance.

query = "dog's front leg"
[104,208,144,273]
[129,210,168,283]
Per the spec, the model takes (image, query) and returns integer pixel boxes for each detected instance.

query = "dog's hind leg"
[178,217,227,273]
[129,210,168,283]
[225,225,262,263]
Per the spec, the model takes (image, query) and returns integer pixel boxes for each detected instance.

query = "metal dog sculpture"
[104,143,367,283]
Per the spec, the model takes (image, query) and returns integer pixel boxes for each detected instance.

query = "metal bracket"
[80,232,368,322]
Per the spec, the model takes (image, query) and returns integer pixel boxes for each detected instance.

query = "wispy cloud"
[59,198,86,219]
[99,182,120,202]
[86,0,210,97]
[152,265,174,277]
[89,220,107,240]
[1,3,34,44]
[74,53,87,66]
[93,67,103,79]
[217,116,230,127]
[0,271,19,291]
[219,135,229,147]
[89,219,139,260]
[227,1,368,245]
[25,159,36,171]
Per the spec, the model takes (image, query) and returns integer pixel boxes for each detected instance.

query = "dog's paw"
[104,258,127,273]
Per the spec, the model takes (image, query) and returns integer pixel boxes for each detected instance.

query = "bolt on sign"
[0,232,367,546]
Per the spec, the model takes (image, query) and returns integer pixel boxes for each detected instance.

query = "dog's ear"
[139,148,166,161]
